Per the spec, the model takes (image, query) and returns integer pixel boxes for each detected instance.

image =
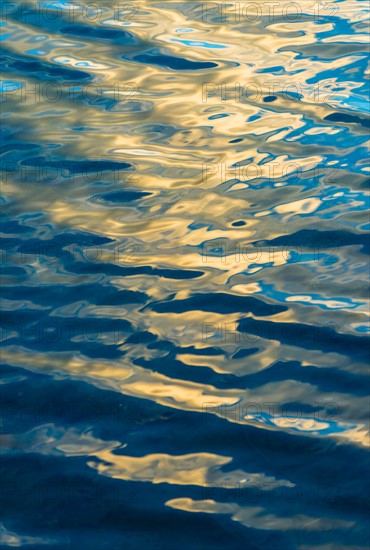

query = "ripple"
[1,1,369,548]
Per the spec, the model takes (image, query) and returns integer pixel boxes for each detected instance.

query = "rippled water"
[1,1,370,548]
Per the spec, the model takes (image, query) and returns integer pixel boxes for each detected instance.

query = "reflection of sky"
[171,38,227,49]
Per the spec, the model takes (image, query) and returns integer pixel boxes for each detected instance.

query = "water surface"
[1,1,369,548]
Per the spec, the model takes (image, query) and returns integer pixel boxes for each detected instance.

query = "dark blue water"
[1,1,369,548]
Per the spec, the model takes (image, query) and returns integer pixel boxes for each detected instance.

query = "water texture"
[1,1,369,548]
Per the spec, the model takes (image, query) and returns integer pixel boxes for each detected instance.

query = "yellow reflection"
[165,498,354,531]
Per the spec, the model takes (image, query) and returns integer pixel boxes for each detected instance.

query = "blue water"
[1,1,369,548]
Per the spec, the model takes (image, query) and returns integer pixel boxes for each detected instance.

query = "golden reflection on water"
[2,348,368,448]
[165,498,354,531]
[2,0,370,543]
